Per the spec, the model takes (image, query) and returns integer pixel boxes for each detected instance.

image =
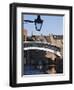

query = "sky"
[22,14,64,36]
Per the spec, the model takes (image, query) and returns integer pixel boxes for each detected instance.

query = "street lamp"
[24,15,43,31]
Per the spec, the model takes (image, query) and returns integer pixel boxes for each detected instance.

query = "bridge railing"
[23,41,61,52]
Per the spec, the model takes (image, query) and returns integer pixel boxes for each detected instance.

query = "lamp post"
[24,15,43,31]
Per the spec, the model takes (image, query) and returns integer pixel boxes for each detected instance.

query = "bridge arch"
[24,47,61,57]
